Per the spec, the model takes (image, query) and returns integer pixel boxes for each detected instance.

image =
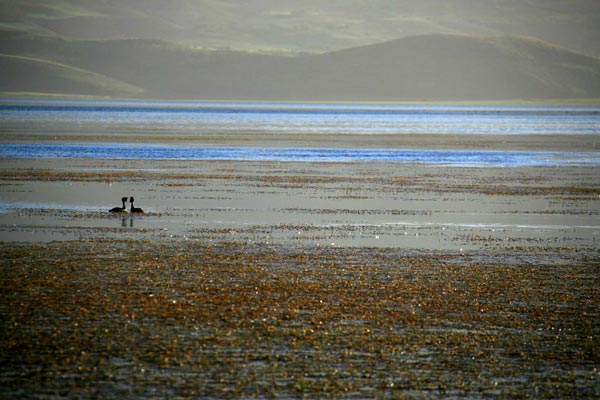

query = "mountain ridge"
[1,31,599,101]
[2,0,599,56]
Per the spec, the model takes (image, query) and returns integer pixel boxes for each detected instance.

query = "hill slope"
[295,35,600,100]
[1,0,599,56]
[1,32,599,101]
[0,53,144,97]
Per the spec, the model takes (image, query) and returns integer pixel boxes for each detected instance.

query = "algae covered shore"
[0,150,598,398]
[1,239,598,398]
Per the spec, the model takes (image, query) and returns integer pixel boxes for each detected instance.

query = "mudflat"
[2,131,599,151]
[1,239,598,398]
[0,133,599,397]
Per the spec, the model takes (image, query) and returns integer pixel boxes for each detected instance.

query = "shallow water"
[2,143,599,167]
[0,168,597,252]
[2,99,600,135]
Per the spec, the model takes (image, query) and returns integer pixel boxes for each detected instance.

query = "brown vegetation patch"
[1,240,598,398]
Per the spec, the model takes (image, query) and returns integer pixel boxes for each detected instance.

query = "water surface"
[2,99,599,135]
[2,143,599,167]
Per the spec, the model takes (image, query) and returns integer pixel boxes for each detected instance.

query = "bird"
[129,196,144,213]
[109,197,128,213]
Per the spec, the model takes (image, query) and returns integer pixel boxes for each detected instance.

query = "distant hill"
[0,53,144,97]
[1,0,599,56]
[1,32,599,101]
[296,35,600,101]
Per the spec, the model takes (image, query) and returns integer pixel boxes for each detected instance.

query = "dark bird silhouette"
[109,197,128,213]
[129,196,144,213]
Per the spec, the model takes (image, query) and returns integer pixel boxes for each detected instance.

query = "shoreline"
[4,92,600,106]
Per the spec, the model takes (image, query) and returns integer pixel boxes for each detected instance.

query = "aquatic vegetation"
[1,240,598,398]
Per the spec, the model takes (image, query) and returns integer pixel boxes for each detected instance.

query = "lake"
[2,143,600,167]
[1,98,600,135]
[1,99,599,166]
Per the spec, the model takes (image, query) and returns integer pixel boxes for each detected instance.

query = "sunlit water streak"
[1,99,600,135]
[1,143,599,166]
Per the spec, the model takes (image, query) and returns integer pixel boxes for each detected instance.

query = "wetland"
[0,100,599,398]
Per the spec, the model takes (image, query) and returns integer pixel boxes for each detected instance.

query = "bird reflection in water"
[121,215,135,227]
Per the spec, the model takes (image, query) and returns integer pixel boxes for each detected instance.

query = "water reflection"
[121,215,135,227]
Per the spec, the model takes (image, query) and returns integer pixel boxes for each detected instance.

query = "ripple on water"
[1,144,599,167]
